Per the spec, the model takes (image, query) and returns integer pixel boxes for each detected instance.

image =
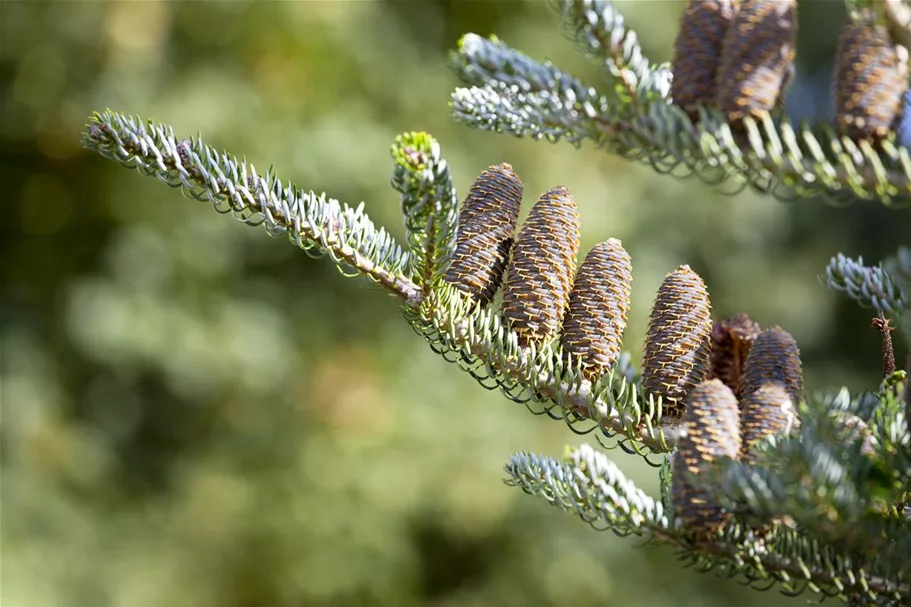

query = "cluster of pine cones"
[670,0,909,142]
[441,1,908,539]
[443,162,808,539]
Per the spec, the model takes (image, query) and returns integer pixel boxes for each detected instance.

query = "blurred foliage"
[1,1,909,606]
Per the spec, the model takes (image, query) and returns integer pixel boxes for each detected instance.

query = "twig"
[872,312,897,378]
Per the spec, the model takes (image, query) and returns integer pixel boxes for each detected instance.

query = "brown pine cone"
[560,238,633,380]
[738,381,798,537]
[444,163,523,305]
[740,382,797,463]
[671,0,740,119]
[501,186,580,347]
[741,325,804,406]
[641,265,713,420]
[715,0,798,122]
[672,379,741,542]
[834,10,909,142]
[708,313,761,399]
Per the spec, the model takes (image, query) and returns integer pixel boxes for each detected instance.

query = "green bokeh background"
[2,1,909,606]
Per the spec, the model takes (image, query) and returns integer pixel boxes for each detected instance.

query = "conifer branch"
[408,283,675,456]
[553,0,673,102]
[451,6,911,205]
[83,0,911,594]
[82,111,422,306]
[390,132,459,298]
[505,444,668,535]
[825,252,909,317]
[506,444,910,603]
[711,388,911,571]
[82,110,680,459]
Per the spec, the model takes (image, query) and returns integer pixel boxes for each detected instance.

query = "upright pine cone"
[444,163,523,305]
[708,313,761,399]
[738,381,796,537]
[741,325,804,406]
[560,239,633,380]
[501,187,580,347]
[641,265,713,420]
[715,0,798,122]
[672,379,741,541]
[833,10,909,142]
[740,382,796,462]
[671,0,740,119]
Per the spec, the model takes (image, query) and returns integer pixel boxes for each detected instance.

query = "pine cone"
[708,313,761,399]
[741,325,804,406]
[671,0,740,119]
[834,11,909,142]
[740,382,797,463]
[738,382,797,537]
[641,265,713,420]
[444,163,523,305]
[672,379,741,541]
[561,239,633,380]
[715,0,798,122]
[501,186,580,347]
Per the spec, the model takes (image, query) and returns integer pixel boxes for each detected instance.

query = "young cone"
[501,187,580,347]
[641,265,713,420]
[834,10,909,142]
[672,379,742,541]
[741,325,804,406]
[715,0,798,122]
[671,0,740,120]
[444,163,523,305]
[560,239,633,380]
[708,313,762,399]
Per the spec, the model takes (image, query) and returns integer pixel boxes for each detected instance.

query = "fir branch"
[883,245,911,295]
[710,388,911,570]
[450,34,593,97]
[451,35,911,205]
[553,0,672,102]
[825,252,909,317]
[505,444,669,535]
[82,111,422,305]
[507,445,910,602]
[83,111,681,459]
[389,132,459,297]
[407,283,675,456]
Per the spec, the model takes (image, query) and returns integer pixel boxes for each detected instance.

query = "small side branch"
[507,445,910,602]
[83,111,422,305]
